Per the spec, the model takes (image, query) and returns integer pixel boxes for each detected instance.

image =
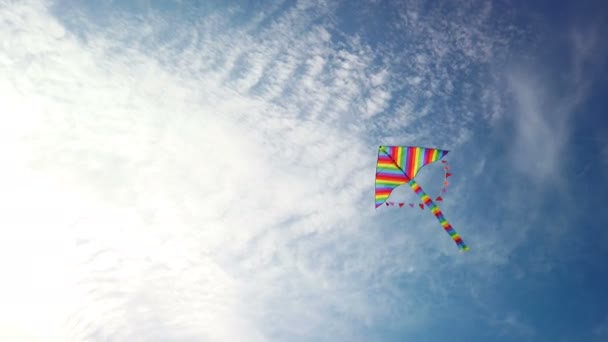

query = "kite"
[383,158,452,208]
[375,145,469,251]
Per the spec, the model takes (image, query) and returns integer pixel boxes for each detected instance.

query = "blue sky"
[0,0,607,341]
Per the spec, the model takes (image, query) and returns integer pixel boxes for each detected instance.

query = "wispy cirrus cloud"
[506,11,607,185]
[1,0,526,341]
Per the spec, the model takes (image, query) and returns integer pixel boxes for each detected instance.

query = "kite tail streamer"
[408,179,469,251]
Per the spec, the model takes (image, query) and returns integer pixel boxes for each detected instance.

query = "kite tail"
[408,179,470,251]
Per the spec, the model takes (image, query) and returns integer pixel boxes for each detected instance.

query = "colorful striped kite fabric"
[375,145,469,251]
[375,146,448,208]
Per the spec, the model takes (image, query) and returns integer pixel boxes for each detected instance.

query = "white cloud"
[0,0,522,341]
[507,72,568,182]
[506,19,607,184]
[0,1,389,340]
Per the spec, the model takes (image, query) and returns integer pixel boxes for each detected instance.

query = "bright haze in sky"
[1,0,607,341]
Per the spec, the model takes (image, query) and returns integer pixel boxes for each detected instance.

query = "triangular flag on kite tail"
[375,146,469,251]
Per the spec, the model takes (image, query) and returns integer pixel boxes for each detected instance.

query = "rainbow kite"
[375,145,469,251]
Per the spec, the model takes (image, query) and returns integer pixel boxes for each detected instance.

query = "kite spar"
[375,146,469,251]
